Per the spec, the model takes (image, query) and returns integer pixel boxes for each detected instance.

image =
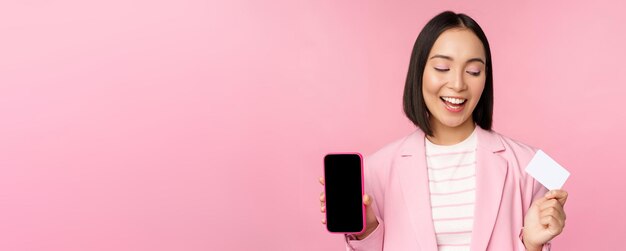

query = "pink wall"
[1,0,624,250]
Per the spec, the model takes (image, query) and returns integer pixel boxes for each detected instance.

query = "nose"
[448,70,467,92]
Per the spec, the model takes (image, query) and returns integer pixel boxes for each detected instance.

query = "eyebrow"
[429,54,485,65]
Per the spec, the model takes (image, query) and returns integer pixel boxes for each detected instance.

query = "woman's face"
[422,28,486,130]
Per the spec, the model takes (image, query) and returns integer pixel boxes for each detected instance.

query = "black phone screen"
[324,153,364,233]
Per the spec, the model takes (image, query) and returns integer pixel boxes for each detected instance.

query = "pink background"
[1,0,625,250]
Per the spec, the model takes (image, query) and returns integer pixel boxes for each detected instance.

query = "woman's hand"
[522,190,568,251]
[319,177,379,240]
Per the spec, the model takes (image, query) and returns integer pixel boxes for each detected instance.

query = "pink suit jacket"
[346,127,551,251]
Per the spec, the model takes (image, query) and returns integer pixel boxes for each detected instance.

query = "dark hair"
[403,11,493,136]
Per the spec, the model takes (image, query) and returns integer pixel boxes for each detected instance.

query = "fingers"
[539,215,564,236]
[538,197,561,211]
[320,195,326,224]
[537,195,566,234]
[540,202,564,221]
[319,177,326,225]
[544,189,568,206]
[539,197,566,220]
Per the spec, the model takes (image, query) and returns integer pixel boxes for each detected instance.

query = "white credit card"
[525,150,570,190]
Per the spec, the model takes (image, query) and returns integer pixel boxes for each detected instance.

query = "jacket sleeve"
[345,215,384,251]
[344,152,389,251]
[517,176,552,251]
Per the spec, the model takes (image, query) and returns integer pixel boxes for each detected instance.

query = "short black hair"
[403,11,493,136]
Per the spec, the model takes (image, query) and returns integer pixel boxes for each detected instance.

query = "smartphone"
[323,153,365,234]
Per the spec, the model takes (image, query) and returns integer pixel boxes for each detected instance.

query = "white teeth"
[442,97,466,104]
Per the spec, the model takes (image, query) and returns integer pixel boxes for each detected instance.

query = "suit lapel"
[396,130,438,250]
[470,127,508,250]
[395,127,508,250]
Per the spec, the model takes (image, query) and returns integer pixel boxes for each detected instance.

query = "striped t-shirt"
[425,128,477,251]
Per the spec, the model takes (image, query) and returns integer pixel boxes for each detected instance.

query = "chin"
[439,116,470,128]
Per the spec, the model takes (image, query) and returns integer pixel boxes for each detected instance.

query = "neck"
[426,118,476,146]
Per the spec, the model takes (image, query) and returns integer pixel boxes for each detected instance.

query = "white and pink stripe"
[425,128,478,251]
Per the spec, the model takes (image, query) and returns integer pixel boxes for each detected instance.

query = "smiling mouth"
[440,96,467,112]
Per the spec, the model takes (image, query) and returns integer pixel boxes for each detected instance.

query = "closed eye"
[466,71,481,76]
[434,67,449,72]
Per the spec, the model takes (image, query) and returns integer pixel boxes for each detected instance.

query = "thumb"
[363,194,373,207]
[362,194,377,224]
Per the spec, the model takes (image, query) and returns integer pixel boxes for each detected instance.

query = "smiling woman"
[319,11,568,251]
[403,12,493,145]
[421,28,487,145]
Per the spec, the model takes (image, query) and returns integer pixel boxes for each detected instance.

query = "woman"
[319,11,567,251]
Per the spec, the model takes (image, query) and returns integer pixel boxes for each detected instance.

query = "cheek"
[469,78,486,104]
[422,69,446,95]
